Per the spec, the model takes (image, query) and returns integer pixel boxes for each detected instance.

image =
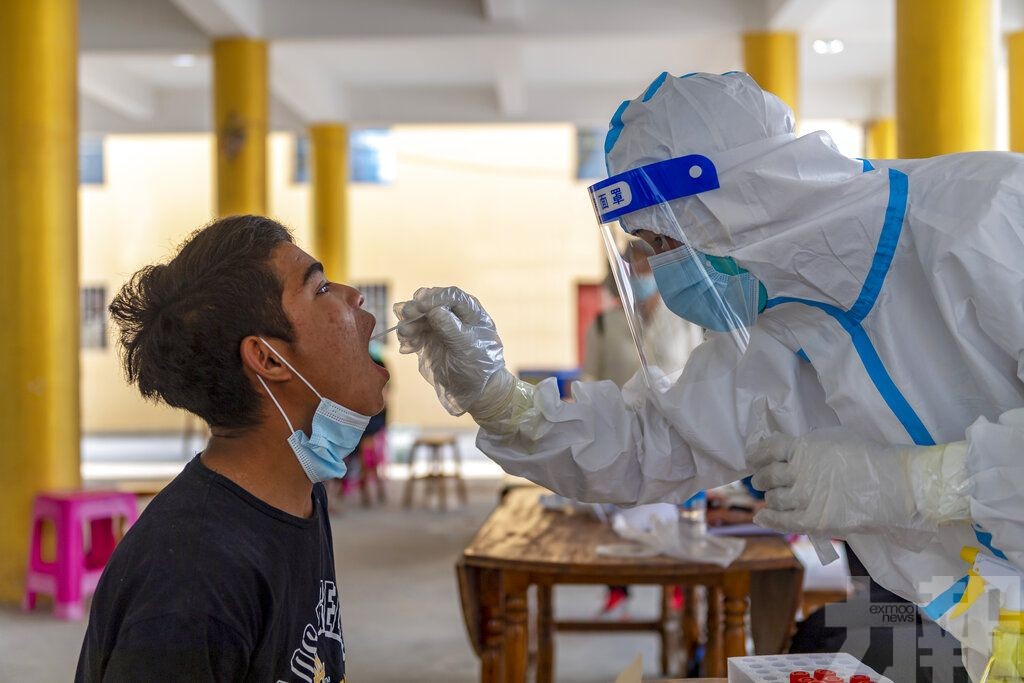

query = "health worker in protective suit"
[395,72,1024,678]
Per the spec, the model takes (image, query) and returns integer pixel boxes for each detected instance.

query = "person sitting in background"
[581,249,701,619]
[76,215,389,683]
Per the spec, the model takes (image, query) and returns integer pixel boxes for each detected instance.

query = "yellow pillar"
[309,124,350,283]
[213,38,267,216]
[0,0,80,601]
[896,0,993,158]
[743,31,799,118]
[865,118,898,159]
[1008,32,1024,152]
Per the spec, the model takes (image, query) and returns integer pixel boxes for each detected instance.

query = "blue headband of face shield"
[587,154,720,225]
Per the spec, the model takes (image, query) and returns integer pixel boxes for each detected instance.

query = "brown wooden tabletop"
[464,487,797,575]
[458,487,803,683]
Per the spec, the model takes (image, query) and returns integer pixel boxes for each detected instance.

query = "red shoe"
[671,585,684,612]
[598,587,631,621]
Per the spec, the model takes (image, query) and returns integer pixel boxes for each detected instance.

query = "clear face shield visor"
[589,154,759,391]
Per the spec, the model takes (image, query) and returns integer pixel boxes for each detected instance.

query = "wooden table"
[458,488,803,683]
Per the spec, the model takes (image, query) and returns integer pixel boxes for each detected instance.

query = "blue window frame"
[80,135,105,185]
[293,129,396,185]
[576,126,606,180]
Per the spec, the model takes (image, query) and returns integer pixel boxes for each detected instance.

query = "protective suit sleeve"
[919,159,1024,569]
[961,409,1024,568]
[476,325,838,506]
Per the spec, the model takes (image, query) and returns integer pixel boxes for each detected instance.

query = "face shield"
[589,154,761,391]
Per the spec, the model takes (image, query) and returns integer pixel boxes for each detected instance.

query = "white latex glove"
[395,286,510,416]
[749,431,971,536]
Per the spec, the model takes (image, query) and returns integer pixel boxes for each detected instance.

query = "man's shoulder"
[103,460,265,586]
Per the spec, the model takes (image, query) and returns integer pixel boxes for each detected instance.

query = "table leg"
[504,573,530,683]
[705,585,724,677]
[452,443,469,505]
[402,445,417,508]
[536,583,554,683]
[480,569,506,683]
[682,586,700,666]
[659,586,671,676]
[724,571,751,660]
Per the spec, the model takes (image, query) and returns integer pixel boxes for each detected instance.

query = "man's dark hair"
[109,215,295,429]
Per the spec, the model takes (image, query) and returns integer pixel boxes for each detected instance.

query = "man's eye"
[317,282,330,295]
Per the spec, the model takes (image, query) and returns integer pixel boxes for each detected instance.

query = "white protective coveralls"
[398,73,1024,676]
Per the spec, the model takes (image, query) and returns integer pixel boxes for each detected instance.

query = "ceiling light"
[813,39,844,55]
[172,54,197,68]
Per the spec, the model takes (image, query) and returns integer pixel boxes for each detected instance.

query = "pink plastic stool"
[23,490,138,620]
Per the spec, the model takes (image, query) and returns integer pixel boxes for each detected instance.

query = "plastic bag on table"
[610,508,746,567]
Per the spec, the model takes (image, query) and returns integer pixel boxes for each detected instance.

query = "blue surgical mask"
[630,273,658,301]
[258,338,370,483]
[649,247,766,331]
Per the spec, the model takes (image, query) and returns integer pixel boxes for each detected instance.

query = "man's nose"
[340,284,364,308]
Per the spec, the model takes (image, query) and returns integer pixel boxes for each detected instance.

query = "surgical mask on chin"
[257,338,370,484]
[630,273,658,302]
[648,246,765,332]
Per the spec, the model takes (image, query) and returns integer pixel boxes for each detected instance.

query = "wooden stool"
[402,435,467,511]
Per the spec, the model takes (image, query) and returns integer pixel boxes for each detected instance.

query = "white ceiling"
[76,0,1011,133]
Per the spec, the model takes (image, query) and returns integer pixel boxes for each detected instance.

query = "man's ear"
[240,336,292,383]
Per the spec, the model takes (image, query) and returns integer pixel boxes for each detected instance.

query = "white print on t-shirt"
[278,580,345,683]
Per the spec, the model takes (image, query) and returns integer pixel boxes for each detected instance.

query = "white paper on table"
[791,535,851,591]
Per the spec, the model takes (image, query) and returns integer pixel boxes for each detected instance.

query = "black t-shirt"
[76,456,346,683]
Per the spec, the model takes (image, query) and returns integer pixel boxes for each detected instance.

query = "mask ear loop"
[257,375,295,435]
[258,337,324,400]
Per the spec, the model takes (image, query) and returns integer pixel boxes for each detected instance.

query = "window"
[576,126,606,180]
[350,129,395,184]
[355,282,389,343]
[80,135,105,185]
[293,134,310,184]
[293,128,396,185]
[81,286,107,349]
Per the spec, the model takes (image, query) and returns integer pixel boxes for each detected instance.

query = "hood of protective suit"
[605,71,795,173]
[604,72,865,256]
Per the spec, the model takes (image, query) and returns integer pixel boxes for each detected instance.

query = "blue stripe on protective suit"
[604,99,631,164]
[642,72,669,102]
[766,168,934,446]
[922,575,971,622]
[848,170,908,323]
[973,523,1009,561]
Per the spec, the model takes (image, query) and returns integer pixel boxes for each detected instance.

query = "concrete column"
[1008,31,1024,152]
[0,0,81,601]
[743,31,799,118]
[865,118,897,159]
[213,38,267,216]
[896,0,993,157]
[309,124,350,282]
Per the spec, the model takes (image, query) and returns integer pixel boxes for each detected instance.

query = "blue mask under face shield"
[648,247,766,332]
[588,153,762,389]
